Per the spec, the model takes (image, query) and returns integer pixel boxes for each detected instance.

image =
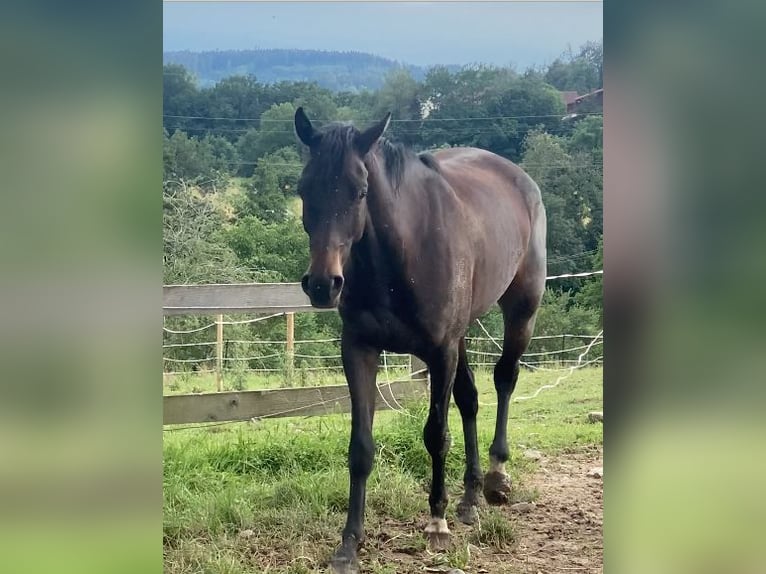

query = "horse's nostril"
[332,275,344,292]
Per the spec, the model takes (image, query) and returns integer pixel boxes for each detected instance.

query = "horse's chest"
[341,305,422,354]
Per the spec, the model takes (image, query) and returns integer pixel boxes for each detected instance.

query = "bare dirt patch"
[505,447,603,574]
[366,447,603,573]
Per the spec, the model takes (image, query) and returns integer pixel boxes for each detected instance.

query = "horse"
[294,107,547,573]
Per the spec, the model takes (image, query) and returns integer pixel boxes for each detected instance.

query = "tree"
[163,182,247,284]
[566,115,603,159]
[574,237,603,325]
[245,147,303,222]
[418,66,563,161]
[163,64,201,133]
[203,134,240,172]
[248,103,300,163]
[480,78,565,160]
[206,75,265,122]
[544,41,603,95]
[224,215,309,283]
[372,69,422,144]
[294,90,338,124]
[564,116,603,252]
[521,131,587,280]
[235,128,261,177]
[163,129,228,191]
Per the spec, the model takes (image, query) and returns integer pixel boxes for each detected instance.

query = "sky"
[163,1,602,68]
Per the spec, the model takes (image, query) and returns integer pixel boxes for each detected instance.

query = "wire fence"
[162,324,603,392]
[162,270,603,394]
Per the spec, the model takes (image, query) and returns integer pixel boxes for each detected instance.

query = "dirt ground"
[365,446,603,574]
[503,447,603,574]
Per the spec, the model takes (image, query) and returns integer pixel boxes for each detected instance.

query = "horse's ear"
[354,112,391,156]
[295,106,317,148]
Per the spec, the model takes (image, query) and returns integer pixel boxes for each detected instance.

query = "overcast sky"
[163,1,602,68]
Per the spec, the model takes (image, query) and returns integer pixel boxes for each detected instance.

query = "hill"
[162,48,457,92]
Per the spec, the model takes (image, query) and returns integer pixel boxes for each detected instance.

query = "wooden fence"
[163,282,428,425]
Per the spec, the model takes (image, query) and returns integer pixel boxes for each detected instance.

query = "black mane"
[311,123,439,191]
[310,123,357,181]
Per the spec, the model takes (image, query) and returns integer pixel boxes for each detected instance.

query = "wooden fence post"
[286,312,295,385]
[216,314,224,392]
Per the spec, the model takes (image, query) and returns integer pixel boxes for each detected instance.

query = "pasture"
[163,366,603,573]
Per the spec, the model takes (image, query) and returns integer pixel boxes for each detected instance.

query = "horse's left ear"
[354,112,391,156]
[295,106,318,148]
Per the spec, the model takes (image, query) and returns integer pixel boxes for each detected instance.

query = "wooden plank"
[163,283,333,315]
[163,379,428,425]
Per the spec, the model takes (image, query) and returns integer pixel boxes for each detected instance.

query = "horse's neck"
[365,151,421,258]
[348,151,420,289]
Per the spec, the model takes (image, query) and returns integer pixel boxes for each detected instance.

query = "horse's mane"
[313,123,440,191]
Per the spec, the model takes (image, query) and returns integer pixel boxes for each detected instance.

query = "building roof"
[560,91,580,106]
[575,88,604,104]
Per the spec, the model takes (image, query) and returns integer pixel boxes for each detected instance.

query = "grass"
[164,366,602,573]
[164,367,412,395]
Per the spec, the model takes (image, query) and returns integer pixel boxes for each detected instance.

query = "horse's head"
[295,107,390,308]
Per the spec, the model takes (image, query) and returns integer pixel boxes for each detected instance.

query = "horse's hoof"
[424,517,451,550]
[456,500,479,525]
[329,555,359,574]
[483,471,512,505]
[329,543,359,574]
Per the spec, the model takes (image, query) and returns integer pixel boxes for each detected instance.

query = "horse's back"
[430,147,546,316]
[432,147,542,213]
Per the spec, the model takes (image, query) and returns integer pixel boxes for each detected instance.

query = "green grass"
[164,368,411,395]
[164,367,602,573]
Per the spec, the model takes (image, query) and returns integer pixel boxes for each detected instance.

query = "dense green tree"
[545,41,603,95]
[203,134,240,172]
[162,64,201,133]
[418,67,563,161]
[235,128,261,177]
[246,147,303,222]
[574,237,603,326]
[163,129,228,190]
[224,215,309,283]
[566,115,603,159]
[372,69,422,144]
[521,131,587,276]
[253,103,300,159]
[206,75,264,119]
[480,79,565,160]
[294,90,338,124]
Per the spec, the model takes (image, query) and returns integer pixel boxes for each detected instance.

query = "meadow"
[163,366,603,573]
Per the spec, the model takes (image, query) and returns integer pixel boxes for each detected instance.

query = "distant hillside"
[163,48,456,92]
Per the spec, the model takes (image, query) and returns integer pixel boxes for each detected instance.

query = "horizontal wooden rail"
[163,282,333,315]
[163,379,427,425]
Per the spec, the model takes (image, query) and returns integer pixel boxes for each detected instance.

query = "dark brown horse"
[294,108,547,573]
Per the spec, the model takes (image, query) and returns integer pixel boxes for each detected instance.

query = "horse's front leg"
[423,344,459,549]
[330,333,380,574]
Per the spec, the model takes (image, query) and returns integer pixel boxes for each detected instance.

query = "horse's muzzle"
[301,273,344,308]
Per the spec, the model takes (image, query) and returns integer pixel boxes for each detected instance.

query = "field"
[163,366,603,573]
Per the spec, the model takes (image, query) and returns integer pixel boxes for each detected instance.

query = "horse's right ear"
[295,107,317,148]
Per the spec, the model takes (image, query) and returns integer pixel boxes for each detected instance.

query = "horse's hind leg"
[453,338,481,524]
[484,278,544,505]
